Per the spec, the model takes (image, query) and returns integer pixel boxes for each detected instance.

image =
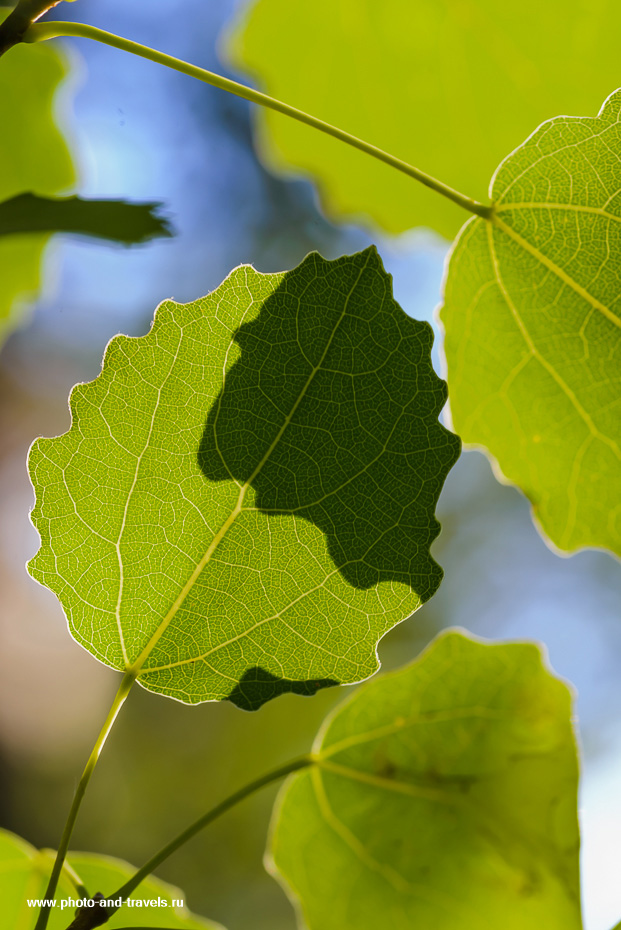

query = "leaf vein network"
[129,254,372,676]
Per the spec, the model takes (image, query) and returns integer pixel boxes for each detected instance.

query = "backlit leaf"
[0,828,222,928]
[0,10,74,343]
[441,90,621,556]
[270,631,581,930]
[28,248,459,709]
[228,0,621,238]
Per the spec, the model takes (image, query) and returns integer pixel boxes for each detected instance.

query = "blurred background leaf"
[228,0,621,239]
[0,7,74,344]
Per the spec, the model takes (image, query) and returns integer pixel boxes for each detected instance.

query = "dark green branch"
[0,0,64,55]
[107,755,312,913]
[59,755,315,930]
[58,755,311,929]
[62,756,312,929]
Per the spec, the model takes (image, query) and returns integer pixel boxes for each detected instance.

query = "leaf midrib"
[487,219,621,461]
[486,221,620,471]
[318,706,514,760]
[314,755,577,897]
[495,200,621,230]
[491,213,621,331]
[140,560,361,676]
[128,253,372,677]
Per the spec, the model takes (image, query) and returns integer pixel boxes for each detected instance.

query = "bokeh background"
[0,1,620,928]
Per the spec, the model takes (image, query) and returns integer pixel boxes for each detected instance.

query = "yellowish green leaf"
[270,631,581,930]
[0,11,74,342]
[28,249,459,708]
[229,0,621,238]
[441,90,621,556]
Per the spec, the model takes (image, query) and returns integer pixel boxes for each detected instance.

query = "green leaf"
[0,193,173,245]
[28,248,459,709]
[0,827,223,929]
[441,90,621,556]
[228,0,621,238]
[0,9,74,342]
[269,631,581,930]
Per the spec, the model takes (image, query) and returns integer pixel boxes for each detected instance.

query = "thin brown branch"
[0,0,64,55]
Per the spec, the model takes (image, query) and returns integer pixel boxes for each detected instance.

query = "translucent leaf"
[228,0,621,238]
[441,90,621,556]
[28,248,459,708]
[270,631,581,930]
[0,10,74,342]
[0,827,222,928]
[0,193,173,245]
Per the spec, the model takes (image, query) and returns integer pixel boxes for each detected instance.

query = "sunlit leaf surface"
[29,248,459,708]
[270,631,581,930]
[442,90,621,556]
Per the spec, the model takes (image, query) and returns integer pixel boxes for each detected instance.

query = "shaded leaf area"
[271,631,582,930]
[29,249,459,708]
[198,249,458,592]
[226,667,337,711]
[442,90,621,556]
[0,193,173,245]
[229,0,621,238]
[0,7,74,343]
[0,828,223,929]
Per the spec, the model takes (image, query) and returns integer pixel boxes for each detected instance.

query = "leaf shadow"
[226,667,338,711]
[198,249,459,596]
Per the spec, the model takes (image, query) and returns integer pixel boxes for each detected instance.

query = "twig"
[0,0,64,55]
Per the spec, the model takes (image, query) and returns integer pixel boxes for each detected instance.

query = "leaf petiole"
[0,0,65,54]
[34,670,136,930]
[104,755,313,918]
[23,20,492,222]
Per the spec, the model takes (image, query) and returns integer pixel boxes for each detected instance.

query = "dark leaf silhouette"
[226,667,337,711]
[0,192,173,245]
